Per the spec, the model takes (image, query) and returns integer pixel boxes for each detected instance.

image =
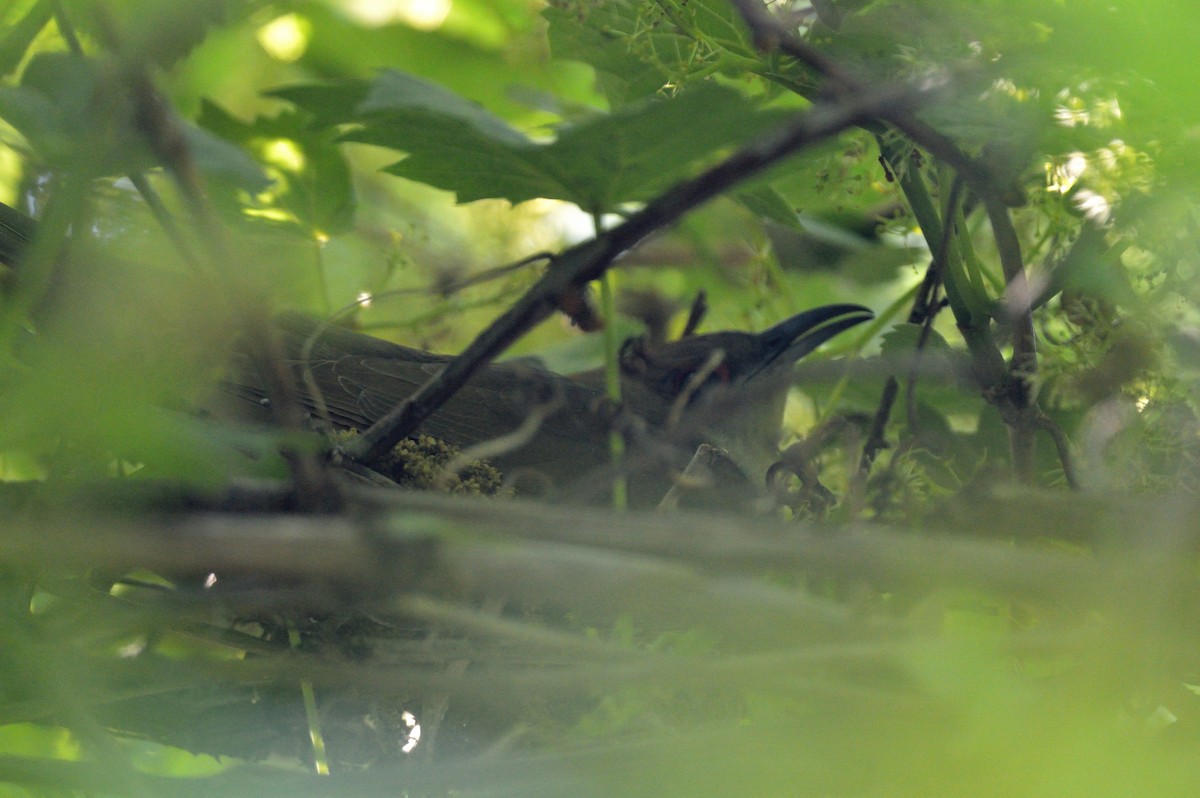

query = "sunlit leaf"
[197,100,351,234]
[280,70,795,209]
[0,0,51,77]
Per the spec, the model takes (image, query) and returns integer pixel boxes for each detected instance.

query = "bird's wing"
[347,355,614,478]
[225,314,614,480]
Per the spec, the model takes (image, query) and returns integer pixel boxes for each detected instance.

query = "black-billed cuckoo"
[226,305,872,507]
[0,198,871,506]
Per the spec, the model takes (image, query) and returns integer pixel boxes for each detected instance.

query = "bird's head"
[616,303,873,484]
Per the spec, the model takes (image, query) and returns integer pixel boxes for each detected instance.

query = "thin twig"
[858,175,962,475]
[858,377,899,474]
[904,176,964,431]
[49,1,82,53]
[983,192,1040,481]
[681,289,708,337]
[1036,412,1080,490]
[125,172,202,270]
[657,443,725,511]
[666,347,726,430]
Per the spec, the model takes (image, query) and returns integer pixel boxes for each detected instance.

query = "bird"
[0,199,871,507]
[224,304,873,508]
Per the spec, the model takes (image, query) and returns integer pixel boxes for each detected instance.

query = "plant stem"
[596,213,628,510]
[288,629,330,776]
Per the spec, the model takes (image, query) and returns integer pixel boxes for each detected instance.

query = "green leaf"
[0,53,100,166]
[880,322,951,360]
[292,70,793,209]
[544,0,756,104]
[93,0,244,68]
[765,215,920,282]
[544,85,790,208]
[543,3,671,103]
[196,100,350,234]
[0,82,67,159]
[0,52,268,191]
[686,0,755,55]
[17,51,96,122]
[0,0,52,77]
[359,69,528,146]
[736,186,802,229]
[268,80,370,128]
[182,121,273,196]
[292,2,594,126]
[277,73,555,205]
[347,112,550,204]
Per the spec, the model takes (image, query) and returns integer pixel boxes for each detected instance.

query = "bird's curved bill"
[752,303,874,378]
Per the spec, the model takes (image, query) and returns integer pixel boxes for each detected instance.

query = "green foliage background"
[0,0,1199,795]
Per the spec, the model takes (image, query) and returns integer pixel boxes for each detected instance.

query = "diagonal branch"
[341,82,926,465]
[983,192,1040,481]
